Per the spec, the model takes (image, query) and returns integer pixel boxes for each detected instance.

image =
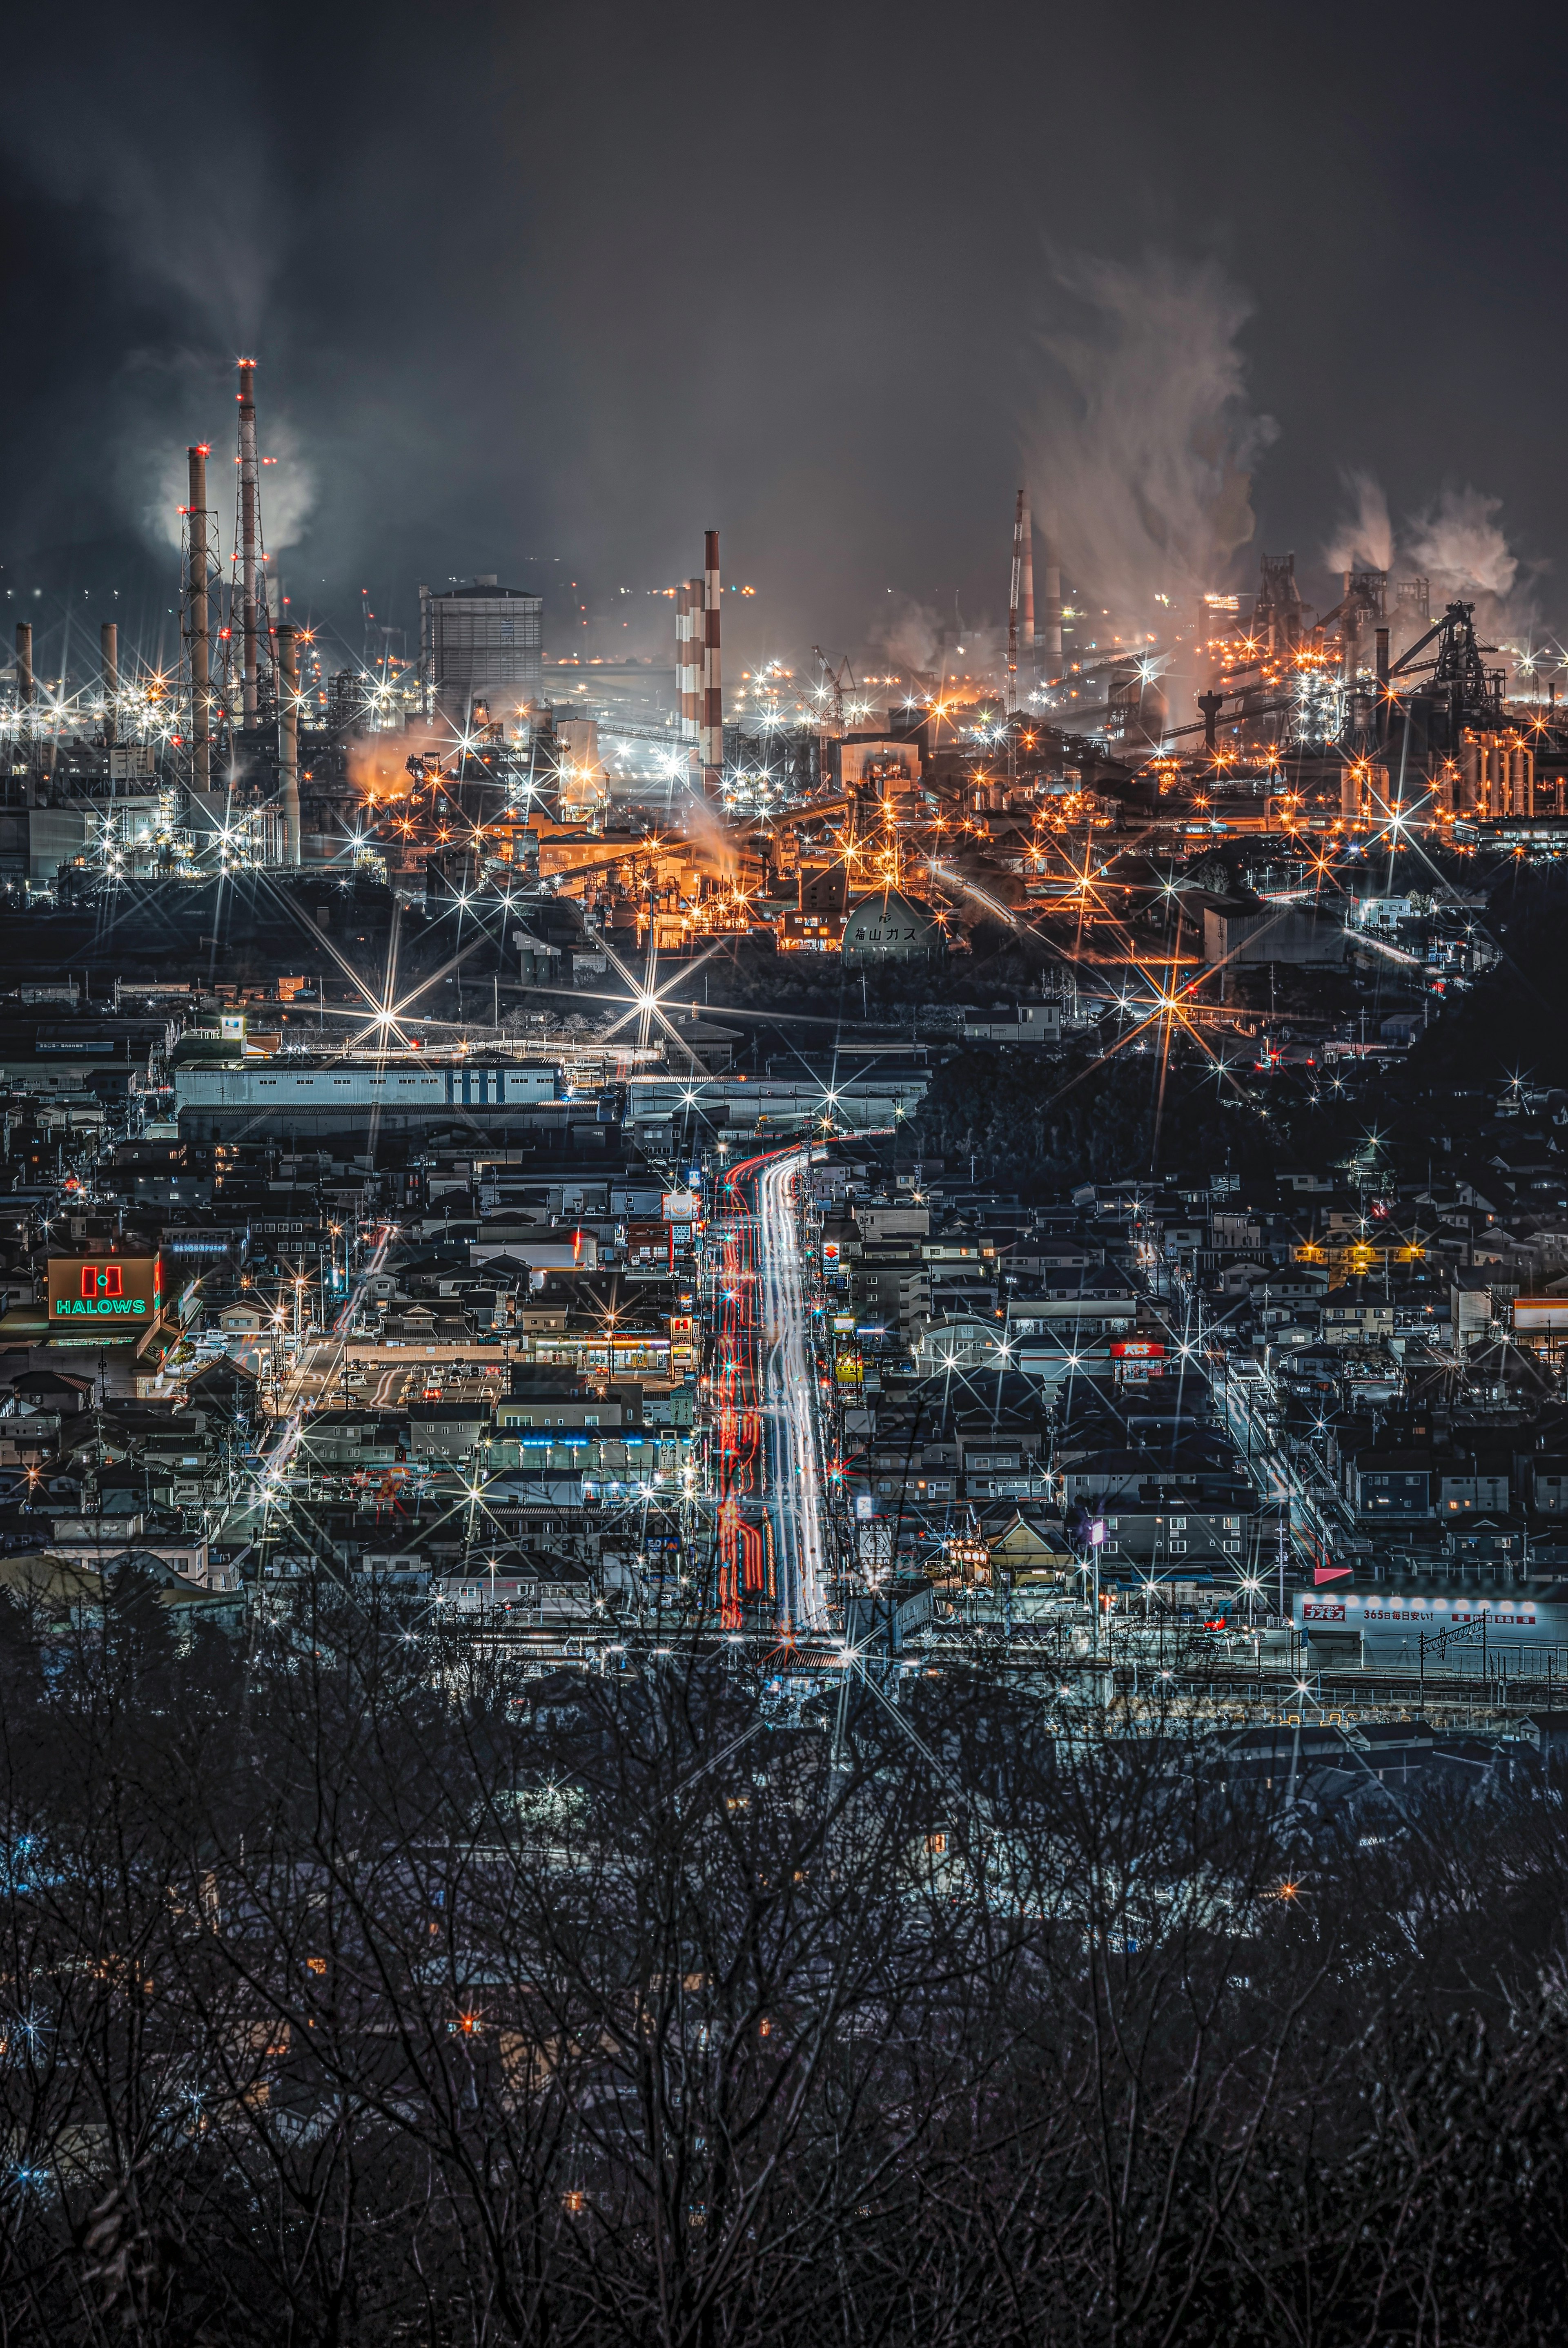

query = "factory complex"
[0,363,1563,1799]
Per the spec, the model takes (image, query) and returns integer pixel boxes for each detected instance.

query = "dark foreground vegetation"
[1,1587,1567,2345]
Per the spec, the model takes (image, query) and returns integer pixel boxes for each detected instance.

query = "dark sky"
[2,0,1564,682]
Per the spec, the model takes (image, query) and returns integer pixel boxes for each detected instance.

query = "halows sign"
[47,1254,163,1325]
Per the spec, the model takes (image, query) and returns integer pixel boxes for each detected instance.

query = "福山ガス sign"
[47,1254,163,1325]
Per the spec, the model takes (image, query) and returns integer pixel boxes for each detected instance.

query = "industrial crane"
[811,647,857,734]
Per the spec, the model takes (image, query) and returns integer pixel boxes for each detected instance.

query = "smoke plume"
[254,416,318,553]
[1406,484,1518,599]
[1325,469,1394,572]
[867,596,1011,697]
[0,45,276,348]
[872,594,944,680]
[131,401,316,559]
[1025,251,1277,629]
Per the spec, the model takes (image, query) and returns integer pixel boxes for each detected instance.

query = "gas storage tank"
[841,889,945,969]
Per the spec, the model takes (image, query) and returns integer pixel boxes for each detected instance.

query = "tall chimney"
[237,359,261,727]
[1019,499,1036,680]
[1007,492,1023,713]
[701,530,722,795]
[100,623,118,738]
[186,443,212,796]
[676,580,697,748]
[278,622,301,865]
[1044,560,1063,667]
[15,622,33,709]
[687,575,703,749]
[1375,624,1390,750]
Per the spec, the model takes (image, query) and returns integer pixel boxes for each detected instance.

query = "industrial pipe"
[100,622,118,738]
[187,443,212,796]
[15,622,33,710]
[237,359,261,727]
[278,621,301,865]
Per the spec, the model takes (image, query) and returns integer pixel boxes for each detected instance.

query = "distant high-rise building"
[420,576,544,728]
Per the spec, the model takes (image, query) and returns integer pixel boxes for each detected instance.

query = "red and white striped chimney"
[701,528,722,796]
[675,583,691,744]
[683,576,706,752]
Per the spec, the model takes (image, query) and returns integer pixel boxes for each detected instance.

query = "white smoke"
[140,444,209,557]
[127,399,316,560]
[256,417,318,553]
[1318,474,1536,677]
[873,593,944,680]
[1406,484,1518,599]
[0,54,275,346]
[867,598,1013,700]
[1025,251,1277,629]
[1325,469,1393,573]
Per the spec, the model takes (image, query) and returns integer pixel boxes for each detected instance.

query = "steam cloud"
[0,48,275,346]
[874,595,944,680]
[1325,473,1519,600]
[1325,469,1394,573]
[133,409,317,560]
[869,596,1013,698]
[1406,484,1519,599]
[0,31,293,572]
[1025,252,1277,629]
[1322,471,1532,656]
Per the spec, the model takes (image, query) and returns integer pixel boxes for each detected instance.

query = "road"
[1160,1269,1342,1592]
[1216,1354,1343,1584]
[756,1146,830,1634]
[219,1223,402,1522]
[712,1144,829,1635]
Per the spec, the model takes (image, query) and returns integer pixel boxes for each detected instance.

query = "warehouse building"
[174,1059,561,1139]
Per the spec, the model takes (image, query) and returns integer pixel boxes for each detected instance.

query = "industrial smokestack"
[1007,492,1023,713]
[186,443,212,796]
[1044,560,1063,666]
[237,359,262,727]
[677,579,701,750]
[692,580,702,743]
[701,530,722,796]
[278,622,301,865]
[690,581,702,747]
[1375,625,1390,750]
[15,622,33,710]
[1020,499,1036,681]
[100,623,118,739]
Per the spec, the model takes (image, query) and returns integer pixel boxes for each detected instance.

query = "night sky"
[2,1,1564,681]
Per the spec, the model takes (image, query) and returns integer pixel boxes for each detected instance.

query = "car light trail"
[715,1143,828,1635]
